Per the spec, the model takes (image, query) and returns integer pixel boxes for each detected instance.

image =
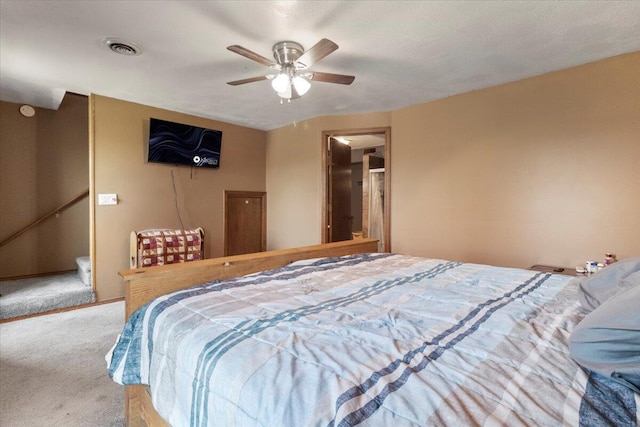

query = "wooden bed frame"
[118,238,379,427]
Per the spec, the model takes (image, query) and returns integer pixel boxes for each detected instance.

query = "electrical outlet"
[98,193,118,205]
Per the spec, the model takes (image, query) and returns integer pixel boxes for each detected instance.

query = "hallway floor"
[0,273,95,320]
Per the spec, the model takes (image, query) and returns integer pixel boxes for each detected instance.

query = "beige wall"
[0,94,89,278]
[267,52,640,269]
[391,51,640,268]
[266,112,391,250]
[91,95,266,300]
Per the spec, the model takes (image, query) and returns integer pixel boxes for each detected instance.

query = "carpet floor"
[0,301,125,426]
[0,273,95,320]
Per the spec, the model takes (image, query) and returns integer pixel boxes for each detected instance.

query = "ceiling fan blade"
[227,45,275,67]
[309,71,355,85]
[295,39,338,69]
[227,76,269,86]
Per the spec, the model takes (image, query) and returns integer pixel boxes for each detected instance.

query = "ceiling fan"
[226,38,355,101]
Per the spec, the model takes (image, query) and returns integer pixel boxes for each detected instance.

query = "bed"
[109,239,640,426]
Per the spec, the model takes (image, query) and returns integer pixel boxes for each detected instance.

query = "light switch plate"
[98,193,118,205]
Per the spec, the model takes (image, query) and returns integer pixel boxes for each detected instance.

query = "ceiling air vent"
[102,38,143,56]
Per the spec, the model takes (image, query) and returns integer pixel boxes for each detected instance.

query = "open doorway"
[321,127,391,252]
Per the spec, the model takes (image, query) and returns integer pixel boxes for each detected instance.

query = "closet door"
[224,191,266,256]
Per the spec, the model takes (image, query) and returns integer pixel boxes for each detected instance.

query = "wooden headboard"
[119,238,378,319]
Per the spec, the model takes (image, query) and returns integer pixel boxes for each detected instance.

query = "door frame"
[223,190,267,256]
[321,127,391,252]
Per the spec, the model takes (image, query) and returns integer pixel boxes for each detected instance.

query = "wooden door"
[328,138,352,242]
[224,191,266,256]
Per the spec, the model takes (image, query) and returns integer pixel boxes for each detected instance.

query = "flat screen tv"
[148,118,222,168]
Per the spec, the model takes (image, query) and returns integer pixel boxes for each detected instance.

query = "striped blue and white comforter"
[108,253,639,426]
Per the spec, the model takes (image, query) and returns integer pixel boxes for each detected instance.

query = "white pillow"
[577,257,640,312]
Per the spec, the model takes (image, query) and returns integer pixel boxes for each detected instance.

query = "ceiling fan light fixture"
[278,87,292,100]
[271,72,311,100]
[292,75,311,96]
[271,73,290,94]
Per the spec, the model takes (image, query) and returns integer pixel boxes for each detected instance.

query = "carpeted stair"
[0,257,95,320]
[76,256,92,286]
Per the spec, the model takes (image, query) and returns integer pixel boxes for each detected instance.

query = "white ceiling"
[1,1,639,131]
